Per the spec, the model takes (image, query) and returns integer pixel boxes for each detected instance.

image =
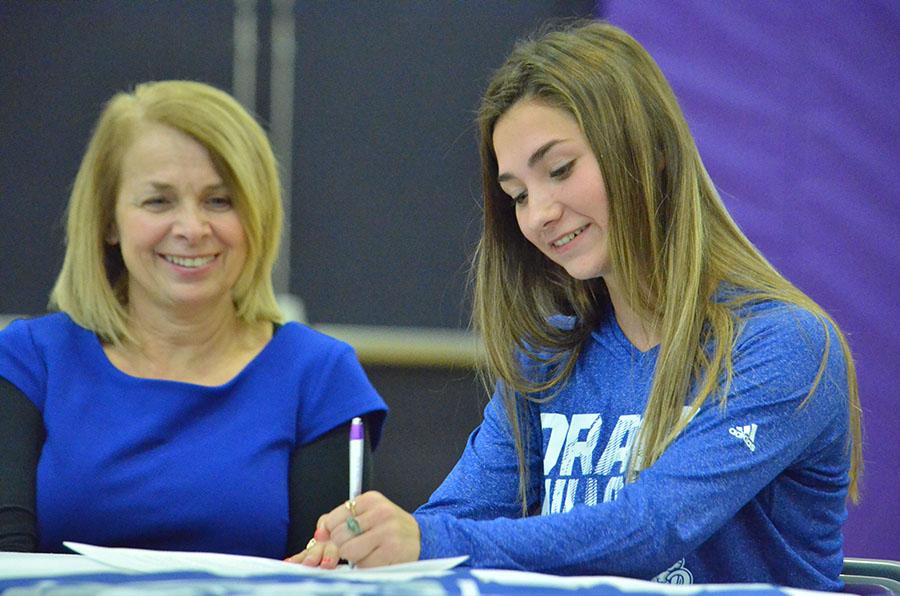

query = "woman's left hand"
[322,490,421,568]
[284,521,341,568]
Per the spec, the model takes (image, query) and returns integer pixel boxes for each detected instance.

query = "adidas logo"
[728,424,758,452]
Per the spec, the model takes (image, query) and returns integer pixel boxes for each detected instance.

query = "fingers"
[288,492,421,569]
[283,538,322,565]
[323,491,422,568]
[322,492,382,547]
[348,508,422,567]
[318,541,340,568]
[321,495,364,538]
[284,519,340,568]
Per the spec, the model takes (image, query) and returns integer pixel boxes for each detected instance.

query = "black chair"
[841,557,900,595]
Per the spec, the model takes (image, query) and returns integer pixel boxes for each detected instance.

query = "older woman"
[0,81,386,559]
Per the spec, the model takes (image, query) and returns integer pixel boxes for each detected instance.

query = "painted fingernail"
[321,556,335,566]
[314,528,328,541]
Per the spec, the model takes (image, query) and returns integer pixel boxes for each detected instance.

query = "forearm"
[0,377,44,552]
[415,492,679,578]
[286,419,374,556]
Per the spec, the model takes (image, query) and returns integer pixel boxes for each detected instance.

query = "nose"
[172,203,210,242]
[522,187,563,233]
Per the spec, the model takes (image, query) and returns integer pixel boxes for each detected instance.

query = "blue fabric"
[0,313,387,558]
[414,300,850,590]
[0,563,808,595]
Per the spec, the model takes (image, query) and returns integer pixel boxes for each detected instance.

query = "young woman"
[292,21,861,590]
[0,81,386,558]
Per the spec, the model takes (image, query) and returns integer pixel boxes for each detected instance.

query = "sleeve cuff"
[415,512,468,562]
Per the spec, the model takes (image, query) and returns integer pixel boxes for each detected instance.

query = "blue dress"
[0,313,387,558]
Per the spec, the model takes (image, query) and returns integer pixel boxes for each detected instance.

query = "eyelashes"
[138,196,234,211]
[205,196,234,210]
[505,159,577,206]
[141,197,170,210]
[550,159,575,179]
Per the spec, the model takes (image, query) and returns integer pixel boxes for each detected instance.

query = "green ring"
[346,516,363,536]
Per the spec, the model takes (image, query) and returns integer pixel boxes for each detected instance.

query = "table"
[0,553,831,596]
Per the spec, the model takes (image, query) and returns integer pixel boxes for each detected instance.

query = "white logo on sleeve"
[652,558,694,584]
[728,423,758,452]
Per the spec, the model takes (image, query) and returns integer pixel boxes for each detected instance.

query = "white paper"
[0,552,115,578]
[63,542,467,581]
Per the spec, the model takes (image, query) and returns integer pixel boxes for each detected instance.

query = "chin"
[557,251,609,281]
[563,266,606,281]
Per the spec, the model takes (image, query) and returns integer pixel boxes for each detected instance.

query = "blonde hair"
[473,20,862,512]
[49,80,284,343]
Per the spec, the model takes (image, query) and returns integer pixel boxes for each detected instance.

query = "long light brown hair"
[472,20,862,512]
[49,80,283,343]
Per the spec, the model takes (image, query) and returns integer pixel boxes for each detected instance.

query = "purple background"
[601,1,899,559]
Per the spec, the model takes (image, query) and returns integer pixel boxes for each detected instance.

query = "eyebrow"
[147,181,228,193]
[497,139,566,183]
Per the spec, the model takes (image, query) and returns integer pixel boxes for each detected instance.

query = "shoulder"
[734,300,837,355]
[730,299,847,394]
[274,323,387,445]
[267,322,376,390]
[272,321,358,359]
[2,311,74,332]
[0,313,89,410]
[258,321,369,385]
[0,312,84,348]
[714,287,836,350]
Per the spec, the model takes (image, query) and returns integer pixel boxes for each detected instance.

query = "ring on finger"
[345,499,358,516]
[305,537,317,550]
[346,516,363,536]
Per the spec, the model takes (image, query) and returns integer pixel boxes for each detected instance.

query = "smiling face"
[109,122,247,317]
[493,99,611,281]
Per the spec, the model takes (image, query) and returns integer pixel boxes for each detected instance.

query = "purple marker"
[349,417,364,501]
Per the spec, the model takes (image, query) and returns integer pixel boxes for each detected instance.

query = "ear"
[106,222,119,245]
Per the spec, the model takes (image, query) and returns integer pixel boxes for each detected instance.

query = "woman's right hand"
[286,491,421,569]
[320,490,421,568]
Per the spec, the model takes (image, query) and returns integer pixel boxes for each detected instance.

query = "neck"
[131,307,239,354]
[113,295,266,383]
[603,274,660,352]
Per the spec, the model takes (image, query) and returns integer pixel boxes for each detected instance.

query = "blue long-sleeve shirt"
[414,300,851,590]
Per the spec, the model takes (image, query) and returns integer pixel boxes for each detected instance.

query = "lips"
[162,254,216,268]
[551,224,588,248]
